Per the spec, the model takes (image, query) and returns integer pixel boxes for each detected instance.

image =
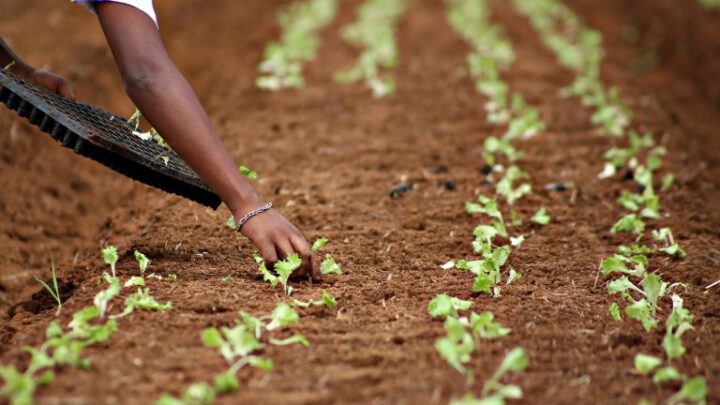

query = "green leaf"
[611,214,645,236]
[239,165,258,180]
[320,254,342,275]
[102,246,119,278]
[226,216,237,229]
[634,353,662,374]
[247,356,274,372]
[531,207,550,225]
[653,366,681,385]
[663,333,685,360]
[473,273,495,295]
[506,268,522,285]
[269,334,310,347]
[626,299,658,331]
[276,253,303,294]
[497,347,528,375]
[670,377,707,403]
[266,302,299,331]
[213,372,240,394]
[311,237,329,252]
[201,328,224,348]
[428,294,473,319]
[124,276,145,287]
[182,382,215,405]
[46,321,63,339]
[660,243,687,259]
[609,302,622,321]
[469,311,511,339]
[319,290,338,308]
[133,250,151,276]
[661,174,674,192]
[93,278,121,318]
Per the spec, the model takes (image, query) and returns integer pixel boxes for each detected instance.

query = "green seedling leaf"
[46,321,63,339]
[320,254,342,275]
[469,311,510,339]
[201,328,224,348]
[669,377,707,404]
[124,276,145,287]
[531,207,550,225]
[634,353,662,374]
[213,372,240,394]
[34,259,62,316]
[269,334,310,347]
[275,253,303,295]
[0,365,37,405]
[428,294,473,319]
[661,174,674,192]
[506,268,522,285]
[311,237,329,252]
[167,273,177,282]
[134,250,150,276]
[239,165,258,180]
[182,382,215,405]
[660,243,686,259]
[266,303,299,331]
[102,246,119,279]
[116,288,172,318]
[226,216,237,229]
[611,214,645,236]
[653,366,681,385]
[609,302,622,321]
[319,290,337,308]
[93,277,121,318]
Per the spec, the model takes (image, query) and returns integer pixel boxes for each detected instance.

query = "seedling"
[653,367,681,385]
[93,277,121,318]
[102,245,119,279]
[607,273,667,331]
[531,207,550,225]
[114,288,172,318]
[292,290,338,308]
[134,250,150,277]
[611,214,645,237]
[255,253,302,295]
[428,294,473,319]
[480,347,528,402]
[435,316,474,376]
[668,377,707,405]
[311,237,329,252]
[634,353,662,374]
[34,258,62,316]
[468,311,510,340]
[320,254,342,275]
[663,294,693,359]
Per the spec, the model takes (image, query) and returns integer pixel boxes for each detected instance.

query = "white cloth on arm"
[71,0,158,27]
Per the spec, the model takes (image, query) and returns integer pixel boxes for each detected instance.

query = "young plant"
[478,347,528,403]
[114,288,172,318]
[101,245,119,279]
[320,254,342,275]
[531,207,550,225]
[133,250,151,277]
[292,290,338,308]
[663,294,693,360]
[34,259,62,316]
[428,294,473,319]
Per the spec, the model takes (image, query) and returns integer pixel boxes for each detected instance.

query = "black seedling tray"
[0,70,221,209]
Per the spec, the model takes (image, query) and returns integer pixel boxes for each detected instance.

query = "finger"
[290,234,317,281]
[58,79,75,100]
[258,239,278,270]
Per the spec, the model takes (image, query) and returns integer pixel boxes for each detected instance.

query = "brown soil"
[1,0,718,404]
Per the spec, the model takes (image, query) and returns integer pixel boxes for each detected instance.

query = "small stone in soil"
[622,169,634,181]
[544,182,572,192]
[390,182,414,198]
[433,165,448,173]
[441,180,456,191]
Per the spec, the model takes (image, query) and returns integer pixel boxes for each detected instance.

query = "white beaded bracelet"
[235,202,273,232]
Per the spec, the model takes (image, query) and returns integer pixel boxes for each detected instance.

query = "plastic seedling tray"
[0,70,221,209]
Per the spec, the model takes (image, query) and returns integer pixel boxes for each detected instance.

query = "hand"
[26,68,74,99]
[238,207,319,281]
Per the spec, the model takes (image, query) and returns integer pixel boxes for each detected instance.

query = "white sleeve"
[71,0,158,27]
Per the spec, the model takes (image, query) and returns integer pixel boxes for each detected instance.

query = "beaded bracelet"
[235,202,273,232]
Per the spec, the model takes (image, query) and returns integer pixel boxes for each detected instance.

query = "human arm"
[93,3,317,278]
[0,35,74,99]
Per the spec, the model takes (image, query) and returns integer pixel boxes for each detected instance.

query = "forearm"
[124,66,261,212]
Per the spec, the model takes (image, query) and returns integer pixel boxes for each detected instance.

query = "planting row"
[513,0,706,402]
